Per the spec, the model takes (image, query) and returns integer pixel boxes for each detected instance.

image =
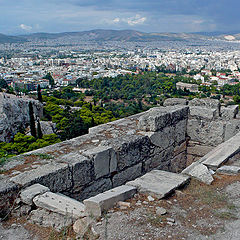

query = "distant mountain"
[1,29,240,43]
[0,33,25,43]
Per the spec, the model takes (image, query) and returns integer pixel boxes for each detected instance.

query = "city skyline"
[0,0,239,35]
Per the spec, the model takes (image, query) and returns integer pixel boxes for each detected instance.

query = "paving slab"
[126,170,190,199]
[216,165,240,175]
[33,192,85,219]
[84,185,137,217]
[20,184,49,205]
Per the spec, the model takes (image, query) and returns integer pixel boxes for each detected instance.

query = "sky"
[0,0,239,35]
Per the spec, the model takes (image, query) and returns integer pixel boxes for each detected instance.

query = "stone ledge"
[84,185,137,217]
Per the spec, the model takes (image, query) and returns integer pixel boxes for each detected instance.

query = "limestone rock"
[20,183,49,205]
[182,162,214,185]
[0,93,43,142]
[33,192,85,219]
[221,105,239,120]
[126,170,190,199]
[163,98,187,107]
[216,165,240,175]
[156,207,167,215]
[73,217,93,235]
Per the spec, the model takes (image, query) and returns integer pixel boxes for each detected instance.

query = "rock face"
[0,93,43,142]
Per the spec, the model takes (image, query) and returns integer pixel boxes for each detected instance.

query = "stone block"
[216,165,240,175]
[189,106,218,120]
[187,119,224,146]
[10,163,72,192]
[174,119,187,144]
[109,135,151,171]
[83,146,117,179]
[84,185,137,217]
[188,98,220,115]
[224,120,240,141]
[33,192,85,219]
[187,145,213,157]
[169,152,187,173]
[112,163,142,187]
[61,153,94,187]
[163,98,187,107]
[182,162,214,185]
[221,105,239,120]
[174,141,187,156]
[20,184,50,205]
[73,178,113,201]
[126,170,190,199]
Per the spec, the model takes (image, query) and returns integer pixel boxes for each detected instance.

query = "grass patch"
[214,211,238,220]
[27,153,54,160]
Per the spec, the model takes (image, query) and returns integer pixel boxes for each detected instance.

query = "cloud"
[19,24,32,31]
[125,14,147,26]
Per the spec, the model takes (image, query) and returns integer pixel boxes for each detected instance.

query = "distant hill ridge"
[1,29,240,43]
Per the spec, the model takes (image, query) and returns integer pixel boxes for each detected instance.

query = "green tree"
[44,72,55,87]
[37,119,43,139]
[0,79,8,89]
[29,102,36,138]
[37,84,43,103]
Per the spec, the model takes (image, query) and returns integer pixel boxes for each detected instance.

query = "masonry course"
[1,97,240,221]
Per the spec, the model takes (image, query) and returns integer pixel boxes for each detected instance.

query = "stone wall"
[1,98,240,216]
[186,98,240,165]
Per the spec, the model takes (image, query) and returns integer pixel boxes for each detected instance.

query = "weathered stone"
[169,152,187,173]
[73,217,93,235]
[9,163,72,192]
[60,153,94,187]
[187,145,214,157]
[189,106,218,120]
[118,201,131,208]
[138,106,188,132]
[112,163,142,187]
[84,185,136,217]
[163,98,187,106]
[156,207,167,215]
[201,132,240,170]
[224,120,240,141]
[187,119,224,146]
[182,163,214,185]
[216,165,240,175]
[174,119,187,144]
[221,105,239,120]
[83,146,117,179]
[174,141,187,156]
[188,98,220,115]
[126,170,190,199]
[0,93,43,142]
[104,135,151,171]
[29,208,73,232]
[20,184,49,205]
[33,192,85,219]
[74,178,113,201]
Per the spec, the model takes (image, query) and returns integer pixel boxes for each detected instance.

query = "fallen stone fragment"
[216,165,240,175]
[33,192,85,219]
[118,201,131,208]
[73,217,93,235]
[156,207,167,215]
[182,163,214,185]
[20,184,49,205]
[147,196,155,202]
[166,218,175,223]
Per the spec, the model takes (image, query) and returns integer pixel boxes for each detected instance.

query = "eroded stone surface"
[33,192,85,219]
[126,170,190,198]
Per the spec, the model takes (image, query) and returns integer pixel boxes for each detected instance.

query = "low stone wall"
[0,105,189,215]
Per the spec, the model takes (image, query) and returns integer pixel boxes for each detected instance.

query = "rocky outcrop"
[0,93,43,142]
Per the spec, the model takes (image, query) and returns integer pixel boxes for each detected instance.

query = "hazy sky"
[0,0,238,35]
